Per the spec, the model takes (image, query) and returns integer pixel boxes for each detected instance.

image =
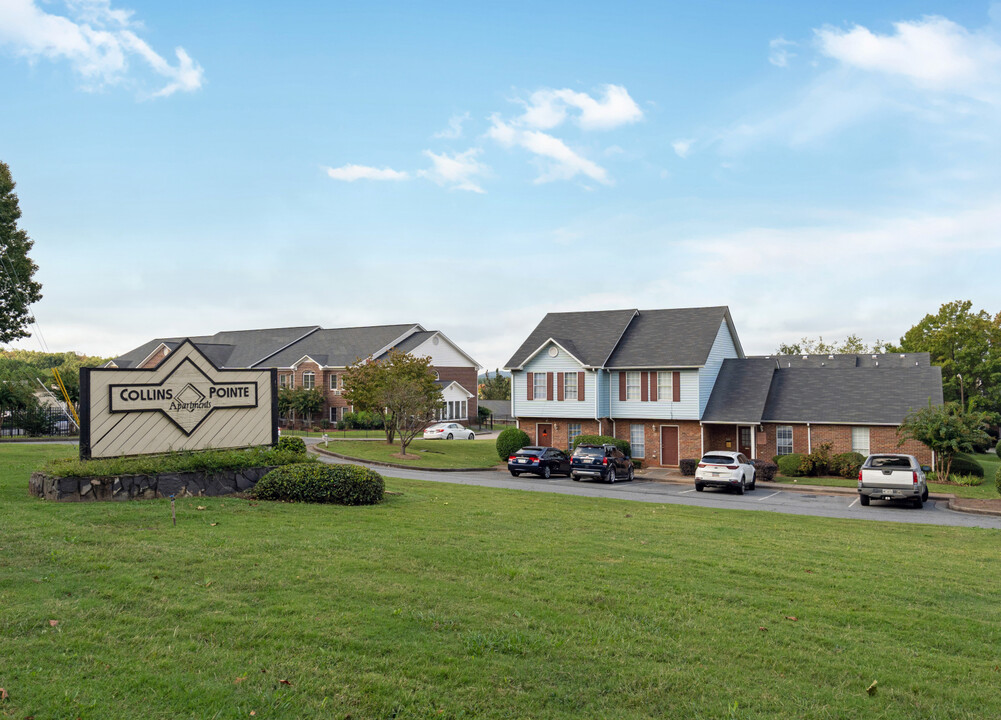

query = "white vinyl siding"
[698,319,741,417]
[533,373,547,399]
[852,427,870,455]
[630,424,645,458]
[776,426,793,455]
[564,372,578,401]
[609,369,699,419]
[625,371,641,400]
[512,345,594,418]
[302,371,315,389]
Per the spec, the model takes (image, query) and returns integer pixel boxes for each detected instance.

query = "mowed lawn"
[321,437,502,468]
[2,445,1000,719]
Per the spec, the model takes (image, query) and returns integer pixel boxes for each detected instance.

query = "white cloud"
[418,149,488,193]
[815,16,1001,98]
[0,0,203,97]
[325,164,410,181]
[517,84,644,130]
[487,117,610,184]
[769,36,797,67]
[433,112,470,139]
[671,138,694,158]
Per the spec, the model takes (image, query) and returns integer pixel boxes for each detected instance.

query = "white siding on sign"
[610,370,699,419]
[512,343,594,418]
[698,319,740,417]
[410,335,475,367]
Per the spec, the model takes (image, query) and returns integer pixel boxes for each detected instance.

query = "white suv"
[694,451,756,494]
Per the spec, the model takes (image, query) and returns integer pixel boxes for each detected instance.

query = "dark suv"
[571,444,633,483]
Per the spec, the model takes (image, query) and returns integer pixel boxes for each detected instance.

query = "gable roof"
[701,358,776,423]
[111,326,319,368]
[605,306,741,368]
[505,309,639,369]
[252,324,418,368]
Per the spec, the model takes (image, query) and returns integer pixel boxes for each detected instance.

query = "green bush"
[831,451,866,479]
[752,459,778,482]
[951,474,983,487]
[679,458,697,476]
[798,442,833,477]
[571,434,631,457]
[277,435,307,455]
[496,427,531,461]
[995,466,1001,496]
[44,446,313,479]
[995,438,1001,457]
[949,455,985,478]
[253,463,384,505]
[777,453,807,477]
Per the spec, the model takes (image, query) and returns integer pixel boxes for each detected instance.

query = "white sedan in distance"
[423,422,475,440]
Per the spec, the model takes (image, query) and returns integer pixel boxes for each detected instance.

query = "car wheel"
[510,471,520,477]
[446,433,453,440]
[542,465,551,479]
[695,483,705,492]
[572,474,580,481]
[749,472,756,491]
[860,494,870,506]
[607,467,616,483]
[921,487,929,502]
[735,476,745,495]
[912,496,924,509]
[627,465,634,481]
[468,433,475,440]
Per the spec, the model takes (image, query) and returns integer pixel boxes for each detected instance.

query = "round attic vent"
[548,346,559,357]
[432,336,440,345]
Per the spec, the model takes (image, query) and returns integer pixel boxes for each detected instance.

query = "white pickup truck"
[858,454,929,508]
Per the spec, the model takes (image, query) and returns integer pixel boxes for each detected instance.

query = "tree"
[896,300,1001,416]
[776,335,892,355]
[479,369,511,400]
[0,161,43,343]
[0,362,38,435]
[342,351,442,456]
[897,402,993,483]
[292,387,325,427]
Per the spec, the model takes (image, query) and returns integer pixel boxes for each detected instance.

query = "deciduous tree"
[897,402,993,483]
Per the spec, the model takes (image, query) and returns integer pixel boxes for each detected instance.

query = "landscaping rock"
[30,466,278,502]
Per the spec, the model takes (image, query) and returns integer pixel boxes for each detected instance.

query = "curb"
[310,445,502,473]
[946,498,1001,517]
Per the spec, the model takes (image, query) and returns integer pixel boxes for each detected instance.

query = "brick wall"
[139,346,170,369]
[435,366,478,419]
[755,423,932,465]
[519,418,602,450]
[610,419,702,467]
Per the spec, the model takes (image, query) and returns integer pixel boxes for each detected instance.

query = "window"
[533,373,546,400]
[329,374,338,391]
[302,371,315,389]
[568,423,582,447]
[461,400,467,418]
[626,371,641,400]
[630,424,645,458]
[776,426,793,455]
[329,407,338,423]
[564,372,578,401]
[657,372,672,401]
[852,427,870,455]
[279,374,288,388]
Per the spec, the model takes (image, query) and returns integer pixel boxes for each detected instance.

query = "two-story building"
[504,307,942,466]
[108,323,479,426]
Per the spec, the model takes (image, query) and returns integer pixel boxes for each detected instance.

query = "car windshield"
[869,456,912,468]
[701,455,735,464]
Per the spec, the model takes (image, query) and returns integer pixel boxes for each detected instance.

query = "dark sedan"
[508,446,572,478]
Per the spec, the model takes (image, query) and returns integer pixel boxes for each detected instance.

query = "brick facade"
[517,418,604,451]
[436,366,478,419]
[607,419,702,467]
[753,422,932,466]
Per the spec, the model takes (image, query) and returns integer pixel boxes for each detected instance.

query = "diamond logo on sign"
[110,357,258,435]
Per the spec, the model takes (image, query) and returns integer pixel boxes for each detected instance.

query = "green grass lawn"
[774,452,1000,499]
[3,444,1001,719]
[319,437,502,469]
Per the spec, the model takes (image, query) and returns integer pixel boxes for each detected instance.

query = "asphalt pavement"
[313,451,1001,530]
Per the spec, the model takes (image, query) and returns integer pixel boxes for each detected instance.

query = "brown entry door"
[538,424,552,446]
[739,427,752,458]
[660,426,679,466]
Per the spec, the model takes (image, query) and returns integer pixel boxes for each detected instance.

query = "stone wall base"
[29,466,277,502]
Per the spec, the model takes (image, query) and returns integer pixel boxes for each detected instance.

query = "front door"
[660,426,679,466]
[537,423,552,446]
[739,426,752,458]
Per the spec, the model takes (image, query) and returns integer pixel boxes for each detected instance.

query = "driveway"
[314,453,1001,530]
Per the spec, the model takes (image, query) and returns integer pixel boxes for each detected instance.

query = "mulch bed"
[949,498,1001,515]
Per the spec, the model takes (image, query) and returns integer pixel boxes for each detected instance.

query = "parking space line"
[677,488,697,495]
[757,491,780,502]
[848,497,859,508]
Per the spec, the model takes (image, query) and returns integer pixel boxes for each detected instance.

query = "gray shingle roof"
[758,353,931,369]
[605,307,738,367]
[111,326,321,368]
[505,309,638,368]
[761,366,943,424]
[376,331,437,357]
[701,358,776,423]
[258,324,418,368]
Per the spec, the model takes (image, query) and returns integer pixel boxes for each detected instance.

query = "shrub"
[44,445,313,479]
[951,474,983,487]
[496,427,531,461]
[831,451,866,479]
[996,438,1001,457]
[679,458,697,476]
[752,459,778,482]
[571,434,631,457]
[339,411,384,430]
[277,435,307,455]
[948,455,984,478]
[799,442,833,477]
[776,453,806,477]
[995,466,1001,496]
[252,463,384,505]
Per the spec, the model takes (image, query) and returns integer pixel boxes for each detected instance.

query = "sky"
[2,0,1000,370]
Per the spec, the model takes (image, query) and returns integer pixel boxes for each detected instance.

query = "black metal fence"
[0,406,77,437]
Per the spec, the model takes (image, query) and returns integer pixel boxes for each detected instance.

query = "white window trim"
[564,372,578,401]
[657,371,672,401]
[302,371,315,390]
[626,371,641,401]
[630,424,645,458]
[776,425,794,455]
[851,426,870,455]
[533,373,547,400]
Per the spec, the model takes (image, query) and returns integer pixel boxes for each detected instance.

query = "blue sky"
[2,0,1000,369]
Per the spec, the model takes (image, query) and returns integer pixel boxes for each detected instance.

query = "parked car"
[694,451,756,494]
[423,422,475,440]
[570,443,633,483]
[858,453,929,508]
[508,446,571,478]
